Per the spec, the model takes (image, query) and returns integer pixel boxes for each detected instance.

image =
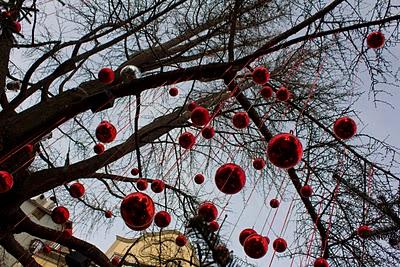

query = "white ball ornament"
[120,65,141,82]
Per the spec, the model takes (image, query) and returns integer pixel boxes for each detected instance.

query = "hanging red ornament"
[12,21,21,33]
[260,86,273,99]
[111,256,120,266]
[366,31,385,49]
[201,126,215,139]
[232,112,250,129]
[267,133,303,169]
[208,221,219,232]
[270,199,280,208]
[176,234,187,247]
[252,67,270,85]
[239,228,257,246]
[69,182,85,198]
[169,87,179,96]
[154,211,171,228]
[151,179,165,193]
[93,143,105,155]
[188,101,197,111]
[98,68,115,84]
[0,171,14,193]
[300,185,313,198]
[253,158,265,170]
[179,132,196,149]
[120,192,155,231]
[136,179,148,191]
[191,107,210,126]
[95,121,117,143]
[105,210,113,218]
[357,225,372,239]
[131,168,139,176]
[42,245,51,254]
[272,237,287,253]
[333,117,357,140]
[62,228,73,238]
[243,233,268,259]
[198,202,218,222]
[194,174,205,184]
[51,206,70,224]
[215,163,246,194]
[276,87,290,101]
[314,258,329,267]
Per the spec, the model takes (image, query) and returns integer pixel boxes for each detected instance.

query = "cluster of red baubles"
[154,211,171,228]
[96,121,117,143]
[169,87,179,96]
[333,117,357,140]
[0,171,14,193]
[252,67,270,85]
[239,229,268,259]
[98,68,115,84]
[198,202,218,222]
[267,133,303,169]
[366,31,385,49]
[151,179,165,193]
[179,132,196,149]
[214,163,246,194]
[191,106,210,126]
[120,192,155,231]
[51,206,70,224]
[69,182,85,198]
[232,112,250,129]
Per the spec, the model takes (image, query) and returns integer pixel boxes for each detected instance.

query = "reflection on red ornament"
[69,182,85,198]
[314,258,329,267]
[198,202,218,222]
[191,107,210,126]
[333,117,357,140]
[94,143,105,154]
[51,206,70,224]
[272,237,287,253]
[176,234,187,247]
[120,192,155,231]
[0,171,14,193]
[201,126,215,139]
[179,132,196,149]
[243,233,268,259]
[253,158,265,170]
[154,211,171,228]
[208,220,219,232]
[131,168,139,176]
[232,112,250,129]
[239,228,257,246]
[260,86,273,99]
[357,225,372,239]
[111,256,120,266]
[267,133,303,169]
[98,68,115,84]
[366,32,385,49]
[95,121,117,143]
[300,185,313,198]
[270,199,280,208]
[136,179,148,191]
[194,174,205,184]
[169,87,179,97]
[188,101,197,111]
[276,87,290,101]
[151,179,165,193]
[252,67,270,85]
[105,210,113,218]
[215,163,246,194]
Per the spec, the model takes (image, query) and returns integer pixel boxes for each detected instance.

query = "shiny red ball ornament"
[239,228,257,246]
[69,182,85,198]
[51,206,70,224]
[270,199,280,208]
[176,234,187,247]
[42,245,51,254]
[314,258,329,267]
[169,87,179,96]
[366,31,385,49]
[111,256,120,266]
[260,86,274,99]
[252,67,270,85]
[357,225,372,239]
[194,174,205,184]
[151,179,165,193]
[198,202,218,222]
[62,228,73,238]
[208,220,219,232]
[12,21,21,33]
[154,211,171,228]
[215,163,246,194]
[300,185,313,198]
[243,233,268,259]
[333,117,357,140]
[136,179,148,191]
[232,112,250,129]
[105,210,113,218]
[191,106,210,126]
[276,87,290,101]
[272,237,287,253]
[178,132,196,149]
[201,126,215,139]
[267,133,303,169]
[131,168,139,176]
[93,143,105,155]
[253,158,265,170]
[120,192,155,231]
[98,68,115,84]
[95,121,117,143]
[188,101,197,111]
[0,171,14,193]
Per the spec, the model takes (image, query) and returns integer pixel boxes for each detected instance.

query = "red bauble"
[111,256,120,266]
[260,86,273,99]
[243,233,268,259]
[154,211,171,228]
[270,199,280,208]
[300,185,313,198]
[94,143,105,154]
[62,228,73,238]
[120,192,155,231]
[191,107,210,126]
[198,202,218,222]
[333,117,357,140]
[136,179,148,191]
[178,132,196,149]
[239,228,257,246]
[366,31,385,49]
[42,245,51,254]
[12,21,21,33]
[176,234,187,247]
[201,126,215,139]
[194,174,205,184]
[188,101,197,111]
[169,87,179,96]
[131,168,139,176]
[51,206,70,224]
[208,221,219,232]
[0,171,14,193]
[98,68,115,84]
[95,121,117,143]
[272,237,287,253]
[267,133,303,169]
[69,182,85,198]
[276,87,290,101]
[151,179,165,193]
[214,163,246,194]
[252,67,270,85]
[232,112,250,129]
[314,258,329,267]
[105,210,113,218]
[253,158,265,170]
[357,225,372,239]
